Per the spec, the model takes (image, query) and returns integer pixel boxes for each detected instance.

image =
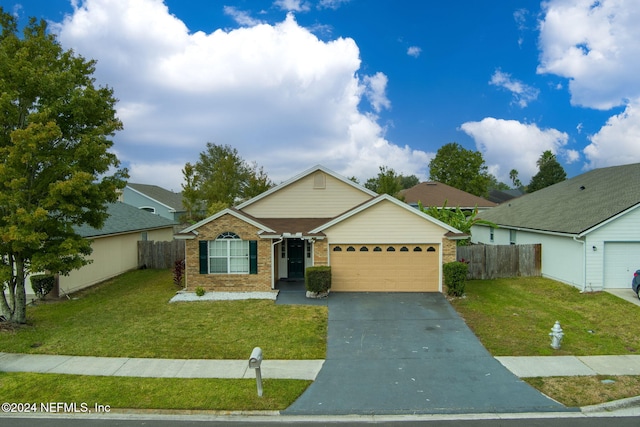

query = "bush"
[195,286,205,297]
[305,266,331,293]
[30,274,56,300]
[443,261,468,297]
[173,259,185,287]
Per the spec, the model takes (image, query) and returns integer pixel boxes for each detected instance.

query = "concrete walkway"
[497,355,640,377]
[3,351,640,380]
[0,352,323,380]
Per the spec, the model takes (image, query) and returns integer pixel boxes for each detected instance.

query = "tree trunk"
[12,257,27,323]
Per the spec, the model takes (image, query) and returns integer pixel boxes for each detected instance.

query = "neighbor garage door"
[329,244,440,292]
[603,242,640,289]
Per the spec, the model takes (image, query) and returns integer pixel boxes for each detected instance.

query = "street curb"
[581,395,640,413]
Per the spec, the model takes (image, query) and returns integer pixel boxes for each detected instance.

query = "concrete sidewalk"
[3,351,640,380]
[496,355,640,377]
[0,352,323,380]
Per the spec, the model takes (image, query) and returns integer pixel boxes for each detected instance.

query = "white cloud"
[223,6,264,27]
[274,0,311,13]
[318,0,351,10]
[538,0,640,110]
[407,46,421,58]
[489,69,539,108]
[55,0,429,188]
[583,99,640,169]
[460,118,569,183]
[362,72,391,113]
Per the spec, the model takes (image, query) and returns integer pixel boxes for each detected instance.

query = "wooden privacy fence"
[138,240,185,269]
[456,244,541,280]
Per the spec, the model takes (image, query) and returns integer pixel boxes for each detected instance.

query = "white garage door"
[329,244,440,292]
[603,242,640,289]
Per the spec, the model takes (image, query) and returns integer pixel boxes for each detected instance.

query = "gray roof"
[74,202,177,238]
[477,163,640,235]
[127,183,185,212]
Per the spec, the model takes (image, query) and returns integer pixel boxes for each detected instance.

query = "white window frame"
[209,232,249,274]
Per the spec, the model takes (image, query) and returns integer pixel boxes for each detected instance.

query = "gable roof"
[74,202,177,238]
[310,194,465,236]
[477,162,640,235]
[400,181,497,209]
[127,183,185,212]
[176,207,277,238]
[236,164,378,210]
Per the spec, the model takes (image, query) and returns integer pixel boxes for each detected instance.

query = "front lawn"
[0,372,309,411]
[449,276,640,356]
[0,269,327,359]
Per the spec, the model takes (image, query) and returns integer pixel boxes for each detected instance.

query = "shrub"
[443,261,468,297]
[173,259,185,287]
[195,287,205,297]
[305,266,331,293]
[30,274,56,300]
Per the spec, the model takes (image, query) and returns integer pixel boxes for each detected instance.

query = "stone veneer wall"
[185,213,272,292]
[313,239,328,266]
[442,238,458,264]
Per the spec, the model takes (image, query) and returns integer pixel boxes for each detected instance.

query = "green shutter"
[199,241,208,274]
[249,240,258,274]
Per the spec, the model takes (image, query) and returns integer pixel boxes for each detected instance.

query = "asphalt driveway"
[284,292,571,415]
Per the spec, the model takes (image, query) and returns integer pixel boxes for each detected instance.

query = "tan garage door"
[329,244,439,292]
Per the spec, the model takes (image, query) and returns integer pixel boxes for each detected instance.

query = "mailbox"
[249,347,263,369]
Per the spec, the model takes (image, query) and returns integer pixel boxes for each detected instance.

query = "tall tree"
[0,10,127,323]
[182,143,273,213]
[509,169,523,189]
[364,166,404,199]
[428,142,491,197]
[527,150,567,193]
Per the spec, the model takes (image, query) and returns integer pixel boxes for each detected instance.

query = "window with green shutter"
[198,234,257,275]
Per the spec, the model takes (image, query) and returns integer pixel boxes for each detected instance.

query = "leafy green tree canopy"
[0,10,128,323]
[181,143,273,219]
[418,201,497,246]
[428,142,491,197]
[527,150,567,193]
[364,166,419,199]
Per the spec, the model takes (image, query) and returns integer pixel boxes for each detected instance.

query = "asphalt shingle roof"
[74,202,177,238]
[127,183,185,212]
[400,181,497,209]
[477,163,640,235]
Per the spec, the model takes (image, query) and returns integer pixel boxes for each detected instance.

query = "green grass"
[0,372,310,411]
[449,276,640,356]
[0,269,327,359]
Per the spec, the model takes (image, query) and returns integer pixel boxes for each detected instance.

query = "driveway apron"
[284,292,571,415]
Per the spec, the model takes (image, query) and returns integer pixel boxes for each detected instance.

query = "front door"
[287,239,305,279]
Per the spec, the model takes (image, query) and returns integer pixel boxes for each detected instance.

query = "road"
[1,415,639,427]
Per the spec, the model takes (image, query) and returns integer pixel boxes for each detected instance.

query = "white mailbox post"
[249,347,263,397]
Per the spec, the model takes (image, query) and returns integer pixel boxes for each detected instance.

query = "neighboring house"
[400,181,497,211]
[488,188,524,204]
[28,202,177,298]
[176,165,465,293]
[471,163,640,291]
[121,183,186,221]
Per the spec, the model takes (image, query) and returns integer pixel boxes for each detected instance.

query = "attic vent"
[580,185,586,190]
[313,172,326,189]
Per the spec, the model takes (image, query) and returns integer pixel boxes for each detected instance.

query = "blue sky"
[4,0,640,192]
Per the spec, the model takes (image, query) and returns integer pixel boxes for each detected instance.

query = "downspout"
[271,237,284,290]
[573,235,587,292]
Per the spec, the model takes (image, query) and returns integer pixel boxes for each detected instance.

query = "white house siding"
[58,228,174,295]
[241,172,373,218]
[585,206,640,290]
[471,226,585,289]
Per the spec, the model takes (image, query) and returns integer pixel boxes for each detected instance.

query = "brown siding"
[185,214,272,291]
